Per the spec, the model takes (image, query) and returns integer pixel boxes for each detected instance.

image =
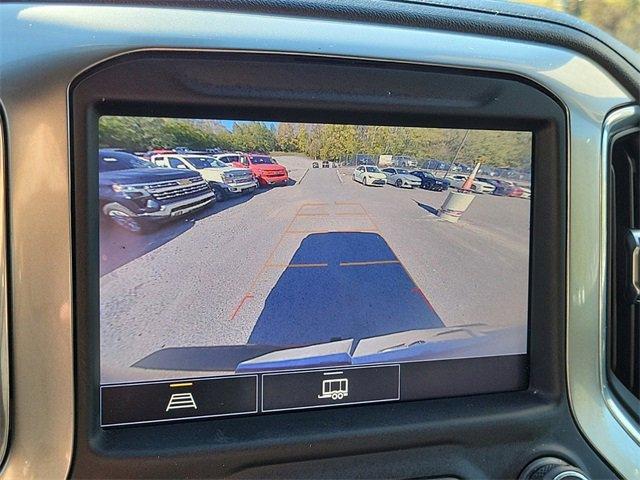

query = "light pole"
[442,129,470,179]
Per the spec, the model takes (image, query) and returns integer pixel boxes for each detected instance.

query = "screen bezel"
[71,52,565,476]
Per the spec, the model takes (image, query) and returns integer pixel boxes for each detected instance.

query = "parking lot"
[100,155,530,383]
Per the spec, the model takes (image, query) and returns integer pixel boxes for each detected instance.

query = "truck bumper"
[224,179,258,193]
[259,175,289,186]
[141,191,215,220]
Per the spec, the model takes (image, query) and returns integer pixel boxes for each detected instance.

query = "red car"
[238,153,289,187]
[477,177,524,197]
[142,148,176,160]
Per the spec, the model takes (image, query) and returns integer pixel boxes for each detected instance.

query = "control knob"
[519,457,589,480]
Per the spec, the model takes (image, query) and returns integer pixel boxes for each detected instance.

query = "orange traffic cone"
[460,162,482,191]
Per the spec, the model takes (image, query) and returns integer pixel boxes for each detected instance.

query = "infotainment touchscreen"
[98,116,532,426]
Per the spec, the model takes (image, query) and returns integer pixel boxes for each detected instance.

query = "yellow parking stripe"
[266,263,328,268]
[266,260,401,268]
[170,382,193,388]
[285,228,379,234]
[288,263,328,268]
[339,260,400,267]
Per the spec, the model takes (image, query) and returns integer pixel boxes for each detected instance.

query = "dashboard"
[0,1,639,478]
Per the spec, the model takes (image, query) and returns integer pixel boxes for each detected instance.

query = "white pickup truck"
[151,154,257,201]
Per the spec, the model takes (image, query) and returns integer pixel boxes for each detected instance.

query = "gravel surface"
[100,156,530,383]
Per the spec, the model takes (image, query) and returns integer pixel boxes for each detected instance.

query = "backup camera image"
[98,117,532,387]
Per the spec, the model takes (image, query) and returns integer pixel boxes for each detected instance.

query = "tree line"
[99,116,532,169]
[519,0,639,51]
[276,123,531,169]
[99,117,278,153]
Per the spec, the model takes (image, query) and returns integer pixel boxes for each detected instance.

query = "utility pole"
[442,129,469,179]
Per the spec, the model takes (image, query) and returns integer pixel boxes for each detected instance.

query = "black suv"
[99,149,215,233]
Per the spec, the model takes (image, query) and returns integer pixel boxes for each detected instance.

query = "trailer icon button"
[262,364,399,412]
[318,373,349,400]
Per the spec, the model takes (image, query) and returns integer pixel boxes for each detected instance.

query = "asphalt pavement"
[100,156,530,383]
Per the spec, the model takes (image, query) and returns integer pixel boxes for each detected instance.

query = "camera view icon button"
[101,375,258,427]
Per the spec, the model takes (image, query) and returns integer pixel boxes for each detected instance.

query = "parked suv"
[99,149,215,233]
[151,154,257,201]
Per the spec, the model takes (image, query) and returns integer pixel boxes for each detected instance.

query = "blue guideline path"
[248,231,444,347]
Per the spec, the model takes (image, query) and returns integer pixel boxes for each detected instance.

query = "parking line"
[357,202,441,317]
[169,382,193,388]
[262,204,305,266]
[285,228,379,234]
[339,260,400,267]
[297,213,330,217]
[358,202,382,233]
[266,263,328,268]
[233,201,318,320]
[230,293,254,321]
[230,201,383,321]
[298,168,310,184]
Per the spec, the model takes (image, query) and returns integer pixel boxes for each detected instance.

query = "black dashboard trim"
[67,51,614,478]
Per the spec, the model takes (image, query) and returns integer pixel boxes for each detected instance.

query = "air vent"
[610,127,640,417]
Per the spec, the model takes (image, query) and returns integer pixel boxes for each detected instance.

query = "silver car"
[381,167,422,188]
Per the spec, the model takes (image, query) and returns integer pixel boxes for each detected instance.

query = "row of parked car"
[352,165,531,198]
[312,160,338,168]
[99,148,290,233]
